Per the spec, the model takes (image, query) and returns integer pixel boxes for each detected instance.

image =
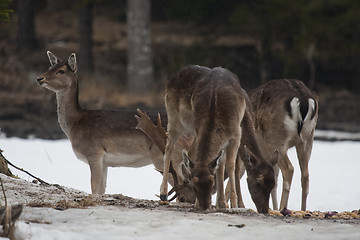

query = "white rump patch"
[284,97,301,135]
[303,98,316,122]
[300,98,317,141]
[290,97,302,122]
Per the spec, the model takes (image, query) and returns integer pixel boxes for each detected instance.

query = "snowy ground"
[14,205,360,240]
[0,135,359,239]
[0,136,359,212]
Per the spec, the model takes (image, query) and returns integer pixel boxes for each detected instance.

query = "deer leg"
[270,164,280,210]
[215,159,226,208]
[225,180,230,203]
[278,151,294,210]
[224,139,241,209]
[98,166,108,195]
[296,139,313,211]
[226,155,245,207]
[88,156,104,195]
[236,157,246,208]
[160,135,179,201]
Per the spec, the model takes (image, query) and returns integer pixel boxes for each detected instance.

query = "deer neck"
[194,129,221,166]
[241,109,265,159]
[55,79,82,137]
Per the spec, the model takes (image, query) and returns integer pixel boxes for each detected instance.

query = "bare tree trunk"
[78,2,94,73]
[127,0,153,94]
[16,0,37,52]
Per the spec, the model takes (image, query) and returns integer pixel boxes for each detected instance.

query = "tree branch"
[0,150,50,185]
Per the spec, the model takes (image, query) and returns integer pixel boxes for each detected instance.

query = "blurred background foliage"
[156,0,360,91]
[0,0,359,138]
[0,0,13,21]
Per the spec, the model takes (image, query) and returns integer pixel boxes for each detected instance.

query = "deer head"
[182,150,224,210]
[243,146,278,213]
[36,51,78,92]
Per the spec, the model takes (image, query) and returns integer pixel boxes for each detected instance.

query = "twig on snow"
[0,149,50,185]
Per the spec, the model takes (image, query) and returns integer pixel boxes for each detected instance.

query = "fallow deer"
[249,79,318,211]
[160,65,246,210]
[35,51,193,200]
[137,103,279,213]
[232,90,279,213]
[138,67,278,212]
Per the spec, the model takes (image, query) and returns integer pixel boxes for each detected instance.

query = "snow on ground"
[0,136,359,212]
[14,206,360,240]
[0,135,360,239]
[0,173,359,240]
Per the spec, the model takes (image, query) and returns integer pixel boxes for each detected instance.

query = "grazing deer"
[224,90,279,213]
[135,109,196,203]
[138,102,279,213]
[249,79,318,211]
[160,65,246,210]
[35,51,192,198]
[234,90,279,213]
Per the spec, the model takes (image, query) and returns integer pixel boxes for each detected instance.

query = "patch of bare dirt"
[0,174,359,225]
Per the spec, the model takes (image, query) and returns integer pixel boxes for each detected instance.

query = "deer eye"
[58,70,65,74]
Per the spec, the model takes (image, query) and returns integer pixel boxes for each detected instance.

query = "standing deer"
[35,51,194,201]
[160,65,246,210]
[249,79,318,211]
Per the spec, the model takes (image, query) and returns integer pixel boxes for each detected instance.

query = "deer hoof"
[160,194,168,201]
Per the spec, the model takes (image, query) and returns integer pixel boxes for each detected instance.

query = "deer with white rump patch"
[249,79,318,211]
[160,65,246,210]
[36,51,195,201]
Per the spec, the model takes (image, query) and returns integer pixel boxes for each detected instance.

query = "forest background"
[0,0,359,139]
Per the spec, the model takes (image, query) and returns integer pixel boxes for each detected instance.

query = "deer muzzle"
[36,76,45,85]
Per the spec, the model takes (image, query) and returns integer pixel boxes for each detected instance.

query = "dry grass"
[27,196,101,210]
[269,209,360,220]
[25,193,360,221]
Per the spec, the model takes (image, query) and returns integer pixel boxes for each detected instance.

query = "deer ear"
[47,51,61,66]
[244,145,259,169]
[181,162,191,180]
[209,150,225,170]
[270,149,279,167]
[182,150,194,169]
[68,53,78,73]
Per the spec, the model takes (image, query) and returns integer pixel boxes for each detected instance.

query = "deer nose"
[36,76,44,84]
